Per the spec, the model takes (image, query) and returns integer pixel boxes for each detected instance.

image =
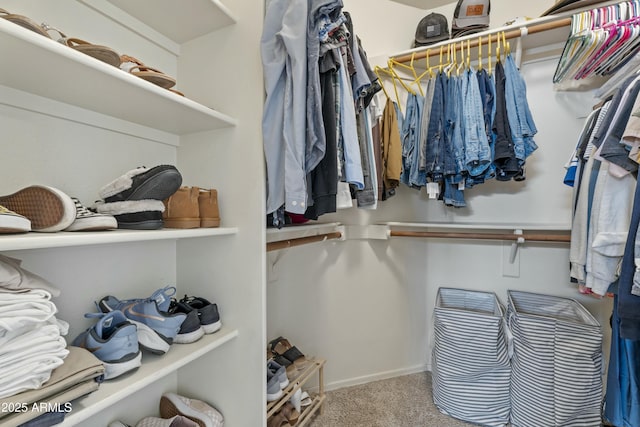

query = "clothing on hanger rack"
[261,2,383,228]
[553,1,640,85]
[377,35,537,208]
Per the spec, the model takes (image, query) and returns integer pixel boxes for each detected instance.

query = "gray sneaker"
[267,360,289,389]
[267,367,283,402]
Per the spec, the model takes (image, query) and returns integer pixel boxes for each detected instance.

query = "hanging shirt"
[381,97,402,198]
[262,0,309,215]
[305,49,340,220]
[337,49,364,189]
[305,0,343,176]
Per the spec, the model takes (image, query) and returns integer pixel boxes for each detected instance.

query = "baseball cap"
[452,0,490,37]
[414,13,450,47]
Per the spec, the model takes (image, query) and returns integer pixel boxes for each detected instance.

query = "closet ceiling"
[389,0,454,9]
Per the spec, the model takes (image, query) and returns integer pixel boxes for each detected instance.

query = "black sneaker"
[179,295,222,334]
[168,300,205,344]
[99,165,182,203]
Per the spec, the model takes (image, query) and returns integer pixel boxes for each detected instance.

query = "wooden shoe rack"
[267,358,326,427]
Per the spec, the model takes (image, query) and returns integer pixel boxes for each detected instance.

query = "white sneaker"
[65,197,117,231]
[0,204,30,233]
[0,185,75,232]
[159,393,224,427]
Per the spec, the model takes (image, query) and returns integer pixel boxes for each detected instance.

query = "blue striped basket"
[507,290,603,427]
[432,287,512,427]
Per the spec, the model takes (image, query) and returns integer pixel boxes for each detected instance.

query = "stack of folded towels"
[0,255,68,399]
[0,255,104,427]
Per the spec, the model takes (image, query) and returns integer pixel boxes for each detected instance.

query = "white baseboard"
[321,364,430,392]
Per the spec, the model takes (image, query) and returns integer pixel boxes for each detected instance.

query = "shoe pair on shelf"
[1,9,182,96]
[163,187,221,229]
[0,185,116,234]
[96,165,183,230]
[0,7,120,67]
[109,392,224,427]
[73,286,222,379]
[268,336,313,380]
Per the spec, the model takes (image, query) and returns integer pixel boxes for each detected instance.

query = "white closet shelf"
[0,228,238,251]
[104,0,236,44]
[59,327,239,426]
[0,18,237,135]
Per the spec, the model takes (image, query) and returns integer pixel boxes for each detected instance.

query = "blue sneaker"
[98,286,187,355]
[72,310,141,379]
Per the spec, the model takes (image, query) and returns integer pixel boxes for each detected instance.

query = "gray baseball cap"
[414,13,450,47]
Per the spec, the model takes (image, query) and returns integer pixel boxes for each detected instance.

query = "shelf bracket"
[509,229,525,264]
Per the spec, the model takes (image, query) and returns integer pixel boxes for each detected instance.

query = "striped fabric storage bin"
[432,287,511,427]
[507,291,603,427]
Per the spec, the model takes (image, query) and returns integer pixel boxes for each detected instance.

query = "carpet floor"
[307,371,475,427]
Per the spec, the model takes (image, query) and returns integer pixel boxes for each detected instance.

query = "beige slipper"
[120,54,177,89]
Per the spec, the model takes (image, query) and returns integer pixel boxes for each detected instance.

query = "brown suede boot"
[163,186,200,229]
[198,188,220,227]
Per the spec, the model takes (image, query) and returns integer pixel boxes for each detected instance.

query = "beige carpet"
[307,371,475,427]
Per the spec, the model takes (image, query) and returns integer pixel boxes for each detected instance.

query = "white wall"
[267,0,615,391]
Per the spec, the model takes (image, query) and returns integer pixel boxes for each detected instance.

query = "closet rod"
[390,230,571,243]
[392,17,572,64]
[266,231,343,252]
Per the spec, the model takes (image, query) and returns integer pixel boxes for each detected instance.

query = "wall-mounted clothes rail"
[385,222,570,263]
[389,230,570,243]
[266,232,343,252]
